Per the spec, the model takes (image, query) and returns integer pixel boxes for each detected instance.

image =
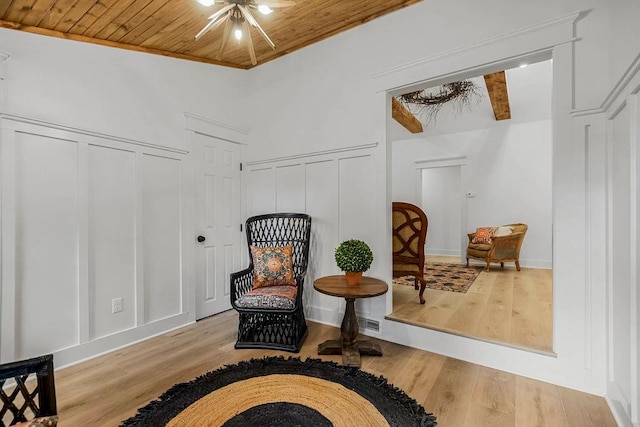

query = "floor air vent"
[359,317,380,332]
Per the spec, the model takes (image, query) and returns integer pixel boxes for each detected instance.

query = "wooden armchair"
[1,354,57,427]
[392,202,429,304]
[231,213,312,353]
[466,223,528,271]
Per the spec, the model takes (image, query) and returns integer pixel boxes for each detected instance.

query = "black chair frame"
[0,354,57,427]
[231,213,312,352]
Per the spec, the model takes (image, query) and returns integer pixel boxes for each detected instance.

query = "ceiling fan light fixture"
[257,5,273,15]
[195,0,296,65]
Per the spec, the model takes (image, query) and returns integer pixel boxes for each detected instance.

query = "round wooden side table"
[313,275,388,367]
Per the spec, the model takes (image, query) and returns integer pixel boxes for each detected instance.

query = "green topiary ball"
[334,239,374,272]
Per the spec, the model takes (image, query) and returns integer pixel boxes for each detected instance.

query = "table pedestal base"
[317,339,383,367]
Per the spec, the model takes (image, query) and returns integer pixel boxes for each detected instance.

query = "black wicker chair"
[231,213,312,352]
[0,354,57,427]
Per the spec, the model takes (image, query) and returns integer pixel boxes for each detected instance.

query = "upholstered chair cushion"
[250,244,296,288]
[235,285,297,310]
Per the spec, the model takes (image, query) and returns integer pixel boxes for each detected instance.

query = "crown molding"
[372,11,581,79]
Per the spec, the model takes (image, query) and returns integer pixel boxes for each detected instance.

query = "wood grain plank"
[15,0,55,26]
[425,358,480,426]
[122,0,193,47]
[35,0,79,29]
[557,385,618,427]
[79,0,136,37]
[392,97,424,133]
[107,0,171,43]
[94,0,155,40]
[0,1,14,18]
[51,0,94,33]
[66,0,120,35]
[50,310,617,427]
[515,376,568,427]
[471,366,516,415]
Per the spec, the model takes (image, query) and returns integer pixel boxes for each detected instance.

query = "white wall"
[0,28,249,367]
[0,29,248,151]
[392,120,553,268]
[244,0,640,411]
[0,2,638,425]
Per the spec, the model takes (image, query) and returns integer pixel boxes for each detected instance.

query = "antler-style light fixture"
[195,0,295,65]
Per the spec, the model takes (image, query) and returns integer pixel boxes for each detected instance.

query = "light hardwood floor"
[54,310,615,427]
[388,256,553,353]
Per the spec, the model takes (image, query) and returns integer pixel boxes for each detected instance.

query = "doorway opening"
[387,58,554,354]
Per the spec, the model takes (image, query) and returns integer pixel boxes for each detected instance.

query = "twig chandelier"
[395,81,483,127]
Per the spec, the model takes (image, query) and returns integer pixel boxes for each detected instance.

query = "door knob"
[197,235,206,243]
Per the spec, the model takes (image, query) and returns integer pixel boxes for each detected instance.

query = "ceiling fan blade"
[195,4,234,40]
[238,5,276,49]
[256,0,296,7]
[207,3,234,20]
[216,17,233,60]
[243,19,257,65]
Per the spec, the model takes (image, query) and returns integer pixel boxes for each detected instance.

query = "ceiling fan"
[195,0,296,65]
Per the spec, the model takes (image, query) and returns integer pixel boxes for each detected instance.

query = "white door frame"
[184,113,248,321]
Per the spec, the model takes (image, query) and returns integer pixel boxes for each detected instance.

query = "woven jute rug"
[120,356,437,427]
[394,262,482,293]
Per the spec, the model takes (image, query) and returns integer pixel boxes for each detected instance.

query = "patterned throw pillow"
[471,227,493,244]
[251,244,296,288]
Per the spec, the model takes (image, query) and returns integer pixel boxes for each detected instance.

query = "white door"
[420,165,463,257]
[194,133,242,319]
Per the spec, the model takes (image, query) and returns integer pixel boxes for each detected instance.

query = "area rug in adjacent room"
[121,356,436,427]
[394,262,482,293]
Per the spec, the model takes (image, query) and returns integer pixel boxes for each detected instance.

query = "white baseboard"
[53,313,192,370]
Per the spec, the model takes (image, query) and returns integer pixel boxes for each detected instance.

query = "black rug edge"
[120,355,437,427]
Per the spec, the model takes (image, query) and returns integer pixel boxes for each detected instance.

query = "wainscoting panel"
[0,115,189,366]
[142,154,182,323]
[276,164,305,213]
[247,167,276,216]
[245,147,380,327]
[604,61,640,425]
[13,131,80,359]
[304,160,340,312]
[88,145,136,340]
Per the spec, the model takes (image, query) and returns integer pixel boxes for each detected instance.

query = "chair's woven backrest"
[392,202,428,260]
[0,354,57,427]
[246,213,312,279]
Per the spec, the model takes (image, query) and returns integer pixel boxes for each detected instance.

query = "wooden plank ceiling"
[0,0,422,69]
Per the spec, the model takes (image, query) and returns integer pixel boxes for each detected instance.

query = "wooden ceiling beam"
[483,71,511,120]
[392,98,423,134]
